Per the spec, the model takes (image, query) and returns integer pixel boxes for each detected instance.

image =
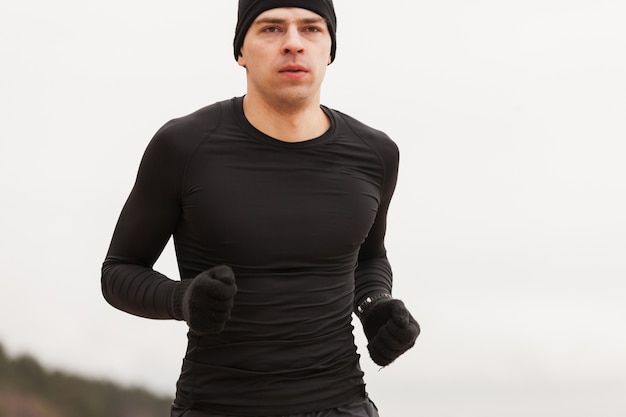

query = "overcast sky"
[1,1,625,416]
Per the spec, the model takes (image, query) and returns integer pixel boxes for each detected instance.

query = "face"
[238,7,333,107]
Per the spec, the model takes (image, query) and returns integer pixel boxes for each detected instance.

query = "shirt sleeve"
[354,137,399,308]
[101,121,187,319]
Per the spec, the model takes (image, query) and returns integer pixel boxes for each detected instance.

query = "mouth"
[278,65,309,81]
[279,65,308,74]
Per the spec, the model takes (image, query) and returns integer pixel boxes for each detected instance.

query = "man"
[101,1,419,416]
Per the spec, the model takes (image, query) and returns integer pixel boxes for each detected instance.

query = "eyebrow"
[253,17,327,26]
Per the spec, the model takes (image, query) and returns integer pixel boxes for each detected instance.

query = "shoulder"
[136,99,233,174]
[156,100,227,141]
[328,107,399,165]
[145,99,232,156]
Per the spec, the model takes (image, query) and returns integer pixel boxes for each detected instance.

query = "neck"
[242,93,330,143]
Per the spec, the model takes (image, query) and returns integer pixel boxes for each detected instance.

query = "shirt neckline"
[232,96,336,149]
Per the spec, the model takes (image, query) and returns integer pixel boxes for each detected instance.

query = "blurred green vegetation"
[0,342,173,417]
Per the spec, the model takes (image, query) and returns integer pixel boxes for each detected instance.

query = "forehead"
[253,7,326,23]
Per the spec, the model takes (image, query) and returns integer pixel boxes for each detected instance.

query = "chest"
[179,137,382,266]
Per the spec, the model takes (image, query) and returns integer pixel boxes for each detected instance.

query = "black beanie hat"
[233,0,337,63]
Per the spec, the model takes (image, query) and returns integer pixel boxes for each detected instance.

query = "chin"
[271,88,317,105]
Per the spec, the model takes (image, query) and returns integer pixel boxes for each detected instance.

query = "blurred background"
[1,1,625,416]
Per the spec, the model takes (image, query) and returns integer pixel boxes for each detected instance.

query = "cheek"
[238,45,268,69]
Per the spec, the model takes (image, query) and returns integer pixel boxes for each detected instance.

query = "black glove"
[360,297,420,366]
[176,265,237,335]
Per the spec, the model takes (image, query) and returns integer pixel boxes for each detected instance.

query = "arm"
[354,139,419,366]
[101,122,186,320]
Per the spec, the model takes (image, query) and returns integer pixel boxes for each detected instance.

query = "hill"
[0,342,172,417]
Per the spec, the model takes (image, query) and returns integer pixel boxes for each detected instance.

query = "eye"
[262,26,281,33]
[304,26,323,33]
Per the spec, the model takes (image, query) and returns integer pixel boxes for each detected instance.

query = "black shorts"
[170,397,380,417]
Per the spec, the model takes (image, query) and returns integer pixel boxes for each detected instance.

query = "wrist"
[172,279,193,320]
[355,293,392,320]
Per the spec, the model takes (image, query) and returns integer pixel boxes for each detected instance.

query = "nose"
[282,26,304,55]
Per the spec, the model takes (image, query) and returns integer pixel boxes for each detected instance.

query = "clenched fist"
[177,265,238,335]
[360,298,419,366]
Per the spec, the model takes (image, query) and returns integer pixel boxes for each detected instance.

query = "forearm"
[353,254,393,311]
[101,257,183,320]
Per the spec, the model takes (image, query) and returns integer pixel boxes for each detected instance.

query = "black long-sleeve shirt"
[101,96,398,415]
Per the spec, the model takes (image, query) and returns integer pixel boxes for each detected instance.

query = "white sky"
[1,1,625,416]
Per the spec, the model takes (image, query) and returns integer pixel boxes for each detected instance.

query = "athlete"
[101,1,419,416]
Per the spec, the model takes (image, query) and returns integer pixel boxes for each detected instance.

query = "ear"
[237,50,246,68]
